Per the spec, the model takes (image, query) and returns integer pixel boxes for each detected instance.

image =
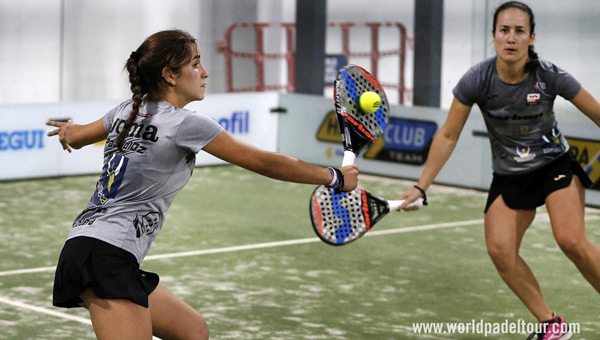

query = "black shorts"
[53,236,159,308]
[485,152,592,213]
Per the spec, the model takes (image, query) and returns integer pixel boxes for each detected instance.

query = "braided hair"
[492,1,539,73]
[116,30,197,152]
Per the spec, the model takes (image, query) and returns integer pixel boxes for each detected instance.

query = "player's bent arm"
[64,118,108,149]
[46,118,107,152]
[570,87,600,127]
[202,131,359,191]
[397,98,472,208]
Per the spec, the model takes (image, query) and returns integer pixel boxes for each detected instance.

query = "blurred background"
[2,0,599,116]
[1,0,599,200]
[1,2,600,339]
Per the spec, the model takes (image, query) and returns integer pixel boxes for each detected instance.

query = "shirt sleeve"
[553,65,581,101]
[103,100,132,133]
[452,66,480,106]
[175,112,225,154]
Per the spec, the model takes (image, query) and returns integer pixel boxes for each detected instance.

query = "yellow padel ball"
[359,91,381,113]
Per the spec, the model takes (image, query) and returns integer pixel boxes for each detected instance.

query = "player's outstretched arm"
[396,98,472,210]
[570,87,600,127]
[202,131,359,191]
[46,118,107,152]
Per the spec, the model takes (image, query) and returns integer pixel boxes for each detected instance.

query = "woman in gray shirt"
[46,29,358,340]
[397,2,600,339]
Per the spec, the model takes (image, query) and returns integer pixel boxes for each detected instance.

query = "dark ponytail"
[525,45,539,74]
[116,52,145,152]
[115,30,197,152]
[493,1,539,72]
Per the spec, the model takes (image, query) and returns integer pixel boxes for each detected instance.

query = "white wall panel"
[0,0,61,103]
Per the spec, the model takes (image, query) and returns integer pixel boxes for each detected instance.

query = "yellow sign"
[567,137,600,189]
[316,110,342,143]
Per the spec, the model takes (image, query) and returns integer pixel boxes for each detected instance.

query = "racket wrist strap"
[413,185,428,206]
[326,167,337,187]
[325,167,345,192]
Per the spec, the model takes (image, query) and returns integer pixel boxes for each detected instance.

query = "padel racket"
[334,64,390,166]
[310,185,423,246]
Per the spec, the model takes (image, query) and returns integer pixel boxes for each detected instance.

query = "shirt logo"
[527,93,540,105]
[534,81,546,91]
[514,145,536,163]
[554,174,566,181]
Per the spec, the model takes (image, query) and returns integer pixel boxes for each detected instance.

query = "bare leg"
[546,176,600,294]
[149,284,209,340]
[485,195,553,321]
[80,287,153,340]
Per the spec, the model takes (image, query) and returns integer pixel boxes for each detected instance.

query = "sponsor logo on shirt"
[534,81,546,91]
[484,111,543,121]
[527,93,540,105]
[134,212,161,238]
[514,145,536,163]
[539,128,566,158]
[92,154,129,205]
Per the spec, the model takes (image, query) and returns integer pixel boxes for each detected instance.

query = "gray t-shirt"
[68,100,224,263]
[453,57,581,175]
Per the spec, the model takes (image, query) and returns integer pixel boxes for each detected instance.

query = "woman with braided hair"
[46,29,358,340]
[396,2,600,340]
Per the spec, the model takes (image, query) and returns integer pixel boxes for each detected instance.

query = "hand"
[46,120,74,153]
[339,164,359,191]
[396,186,424,211]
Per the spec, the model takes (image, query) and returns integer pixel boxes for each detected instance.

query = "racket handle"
[341,150,356,167]
[388,198,424,211]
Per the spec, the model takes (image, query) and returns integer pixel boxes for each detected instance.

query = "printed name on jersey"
[121,140,147,154]
[527,93,540,105]
[105,137,148,154]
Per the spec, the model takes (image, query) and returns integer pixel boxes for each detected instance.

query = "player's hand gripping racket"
[310,185,423,246]
[334,64,390,166]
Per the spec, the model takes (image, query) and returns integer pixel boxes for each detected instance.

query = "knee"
[556,234,587,260]
[176,314,209,340]
[486,243,515,273]
[200,318,209,340]
[194,316,209,340]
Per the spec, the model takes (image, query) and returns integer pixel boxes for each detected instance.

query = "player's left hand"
[46,120,74,153]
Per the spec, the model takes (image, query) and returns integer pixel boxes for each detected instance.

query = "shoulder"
[459,57,496,85]
[104,99,134,125]
[114,99,134,113]
[453,57,496,104]
[179,110,224,132]
[536,58,570,77]
[470,56,496,74]
[535,59,581,98]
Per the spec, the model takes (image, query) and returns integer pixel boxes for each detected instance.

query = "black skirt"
[53,236,159,308]
[485,152,592,213]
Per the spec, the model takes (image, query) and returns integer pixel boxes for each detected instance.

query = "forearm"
[571,87,600,127]
[246,151,333,185]
[416,132,458,191]
[65,118,107,149]
[204,132,357,190]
